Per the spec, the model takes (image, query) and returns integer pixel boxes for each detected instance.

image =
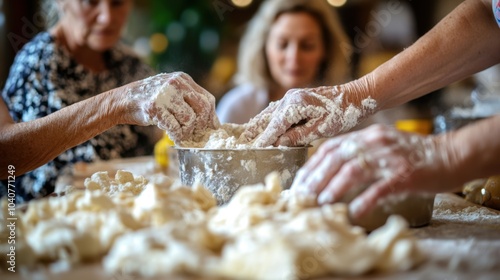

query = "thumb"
[348,177,401,219]
[275,118,323,147]
[253,114,291,147]
[275,126,310,147]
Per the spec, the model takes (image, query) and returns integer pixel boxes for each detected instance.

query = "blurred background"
[1,0,495,125]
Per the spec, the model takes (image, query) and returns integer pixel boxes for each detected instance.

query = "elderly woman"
[216,0,351,124]
[1,0,159,202]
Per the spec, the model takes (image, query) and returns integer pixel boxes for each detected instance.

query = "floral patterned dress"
[1,32,157,203]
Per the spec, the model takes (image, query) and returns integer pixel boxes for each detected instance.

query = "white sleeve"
[216,85,263,124]
[217,91,241,124]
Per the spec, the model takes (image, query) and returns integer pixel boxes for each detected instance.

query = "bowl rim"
[173,146,310,152]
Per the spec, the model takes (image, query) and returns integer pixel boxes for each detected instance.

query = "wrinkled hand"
[123,72,220,143]
[291,124,453,218]
[239,82,376,147]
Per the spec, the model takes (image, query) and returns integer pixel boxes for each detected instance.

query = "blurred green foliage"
[149,0,225,81]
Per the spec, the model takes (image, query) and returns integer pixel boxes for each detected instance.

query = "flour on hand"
[237,86,377,147]
[128,72,220,143]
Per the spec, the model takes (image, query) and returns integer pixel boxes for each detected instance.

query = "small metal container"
[175,147,308,205]
[337,182,435,231]
[350,195,435,231]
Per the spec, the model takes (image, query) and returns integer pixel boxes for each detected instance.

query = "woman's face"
[58,0,132,51]
[265,12,326,90]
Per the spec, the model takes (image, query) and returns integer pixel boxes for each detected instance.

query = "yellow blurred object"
[150,33,169,54]
[357,51,397,77]
[154,133,175,171]
[210,55,236,85]
[231,0,252,8]
[395,119,433,135]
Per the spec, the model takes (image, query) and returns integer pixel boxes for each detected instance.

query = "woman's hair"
[41,0,59,28]
[234,0,352,90]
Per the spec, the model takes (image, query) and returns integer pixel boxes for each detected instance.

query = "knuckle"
[342,163,361,178]
[368,124,388,134]
[366,126,393,144]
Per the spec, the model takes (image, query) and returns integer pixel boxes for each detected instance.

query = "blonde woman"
[217,0,351,124]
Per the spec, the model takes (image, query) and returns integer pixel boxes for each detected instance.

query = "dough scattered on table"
[0,170,422,279]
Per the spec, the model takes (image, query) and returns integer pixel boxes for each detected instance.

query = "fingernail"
[294,187,309,196]
[318,191,334,205]
[290,179,300,190]
[277,136,290,147]
[254,139,266,147]
[348,198,364,218]
[291,182,310,195]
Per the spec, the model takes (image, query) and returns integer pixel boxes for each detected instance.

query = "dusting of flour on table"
[410,194,500,273]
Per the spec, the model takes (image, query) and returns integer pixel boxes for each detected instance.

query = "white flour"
[432,195,500,223]
[249,88,378,146]
[131,72,220,142]
[179,123,245,148]
[241,160,257,174]
[319,90,377,135]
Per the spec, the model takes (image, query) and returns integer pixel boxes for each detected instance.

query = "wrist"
[99,88,129,126]
[442,116,500,184]
[337,76,378,121]
[432,132,469,189]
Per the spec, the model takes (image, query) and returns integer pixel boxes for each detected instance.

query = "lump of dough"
[367,215,423,272]
[103,222,223,277]
[133,183,216,227]
[84,170,148,196]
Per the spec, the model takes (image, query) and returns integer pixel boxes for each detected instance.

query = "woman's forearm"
[366,0,500,109]
[0,89,126,178]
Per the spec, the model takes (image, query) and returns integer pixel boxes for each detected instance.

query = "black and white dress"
[1,32,157,203]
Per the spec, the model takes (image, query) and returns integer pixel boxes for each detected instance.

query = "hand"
[291,124,453,219]
[239,82,376,147]
[123,72,220,143]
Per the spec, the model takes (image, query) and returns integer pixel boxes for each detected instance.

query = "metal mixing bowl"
[176,147,309,205]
